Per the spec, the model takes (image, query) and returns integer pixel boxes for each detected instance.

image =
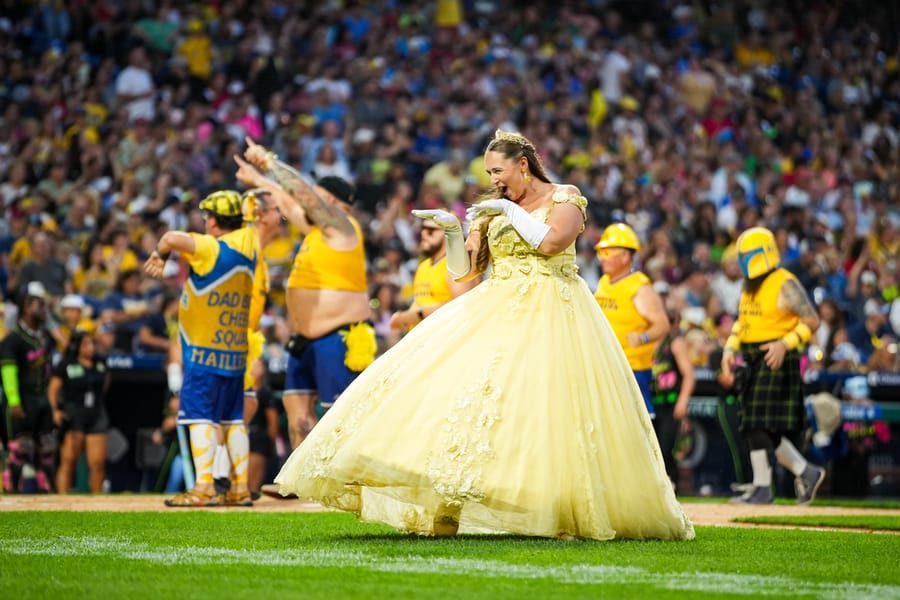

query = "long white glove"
[411,209,471,278]
[465,199,550,249]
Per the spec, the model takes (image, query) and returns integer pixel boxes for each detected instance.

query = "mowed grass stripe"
[6,533,900,599]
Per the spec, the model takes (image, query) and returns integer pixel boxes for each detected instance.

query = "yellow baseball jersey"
[287,216,367,292]
[406,254,452,331]
[594,271,654,370]
[737,267,799,343]
[179,228,256,376]
[413,255,452,308]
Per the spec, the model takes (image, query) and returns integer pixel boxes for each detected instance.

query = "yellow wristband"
[781,331,801,351]
[793,322,813,344]
[782,322,813,351]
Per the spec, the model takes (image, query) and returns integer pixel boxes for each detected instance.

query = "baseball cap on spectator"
[61,293,92,319]
[317,176,355,205]
[682,306,706,328]
[60,294,86,310]
[864,298,887,318]
[653,280,671,296]
[860,271,878,286]
[353,128,375,145]
[25,281,48,300]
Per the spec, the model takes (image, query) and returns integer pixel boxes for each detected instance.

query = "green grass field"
[2,509,899,599]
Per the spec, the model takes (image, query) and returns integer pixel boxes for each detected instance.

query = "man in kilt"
[721,227,825,504]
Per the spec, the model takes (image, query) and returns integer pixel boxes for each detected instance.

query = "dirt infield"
[3,494,900,533]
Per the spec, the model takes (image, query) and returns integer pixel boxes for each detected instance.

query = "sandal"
[164,488,222,507]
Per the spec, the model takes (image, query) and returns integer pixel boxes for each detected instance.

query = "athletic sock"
[189,423,217,487]
[225,424,250,488]
[774,437,808,476]
[749,449,772,487]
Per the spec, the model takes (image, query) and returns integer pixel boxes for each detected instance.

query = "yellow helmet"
[199,190,243,218]
[736,227,780,279]
[595,222,641,252]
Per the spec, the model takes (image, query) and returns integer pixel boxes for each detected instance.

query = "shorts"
[633,369,655,419]
[62,404,109,435]
[248,425,274,458]
[284,329,360,409]
[178,368,245,425]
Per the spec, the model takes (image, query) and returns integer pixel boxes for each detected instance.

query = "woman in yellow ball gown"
[267,131,693,541]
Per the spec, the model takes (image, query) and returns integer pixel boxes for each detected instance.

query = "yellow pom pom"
[340,323,377,372]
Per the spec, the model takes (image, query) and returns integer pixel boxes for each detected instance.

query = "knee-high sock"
[774,437,808,476]
[212,444,231,481]
[225,424,249,486]
[749,449,772,487]
[188,423,217,486]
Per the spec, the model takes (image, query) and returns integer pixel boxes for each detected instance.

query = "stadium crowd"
[0,1,899,491]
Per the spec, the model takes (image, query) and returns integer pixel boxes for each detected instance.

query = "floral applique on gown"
[275,191,695,541]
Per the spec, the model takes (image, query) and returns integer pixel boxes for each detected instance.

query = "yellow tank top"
[287,216,367,292]
[179,228,256,376]
[413,255,452,308]
[595,271,654,370]
[738,268,799,343]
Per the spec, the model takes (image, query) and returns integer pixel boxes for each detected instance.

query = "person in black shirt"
[1,282,56,493]
[48,330,110,493]
[651,309,696,489]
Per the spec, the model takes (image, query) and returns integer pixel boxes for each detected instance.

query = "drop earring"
[522,170,531,183]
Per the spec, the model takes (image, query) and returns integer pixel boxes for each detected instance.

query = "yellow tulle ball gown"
[275,193,695,541]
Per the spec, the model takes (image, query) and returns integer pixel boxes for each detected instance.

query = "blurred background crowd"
[0,0,898,382]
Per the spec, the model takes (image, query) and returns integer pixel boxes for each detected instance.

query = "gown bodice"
[485,191,586,282]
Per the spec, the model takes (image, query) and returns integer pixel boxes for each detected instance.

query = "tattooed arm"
[243,138,355,237]
[760,276,821,370]
[778,277,821,332]
[234,155,313,235]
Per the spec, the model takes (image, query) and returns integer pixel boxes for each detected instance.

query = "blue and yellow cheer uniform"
[178,228,257,425]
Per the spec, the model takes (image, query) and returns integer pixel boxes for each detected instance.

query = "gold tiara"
[493,129,533,150]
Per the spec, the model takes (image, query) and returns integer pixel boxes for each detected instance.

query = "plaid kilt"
[737,342,806,433]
